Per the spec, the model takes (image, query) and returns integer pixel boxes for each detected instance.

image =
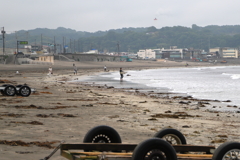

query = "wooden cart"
[60,143,215,160]
[57,125,240,160]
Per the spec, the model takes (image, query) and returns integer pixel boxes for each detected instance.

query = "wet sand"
[1,60,240,160]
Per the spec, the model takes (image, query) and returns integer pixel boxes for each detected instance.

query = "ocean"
[77,66,240,111]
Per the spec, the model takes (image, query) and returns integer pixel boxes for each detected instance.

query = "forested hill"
[4,24,240,52]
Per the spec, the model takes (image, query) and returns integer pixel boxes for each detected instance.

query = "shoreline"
[1,60,240,160]
[75,66,240,113]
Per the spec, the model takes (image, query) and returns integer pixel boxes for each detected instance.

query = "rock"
[193,131,200,134]
[148,118,157,121]
[223,100,231,102]
[197,102,206,107]
[165,110,172,113]
[179,101,189,104]
[217,135,228,138]
[144,109,150,112]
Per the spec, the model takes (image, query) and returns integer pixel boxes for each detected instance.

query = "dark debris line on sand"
[0,140,59,149]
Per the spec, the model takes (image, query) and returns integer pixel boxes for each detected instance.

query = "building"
[209,48,221,58]
[209,47,238,58]
[137,49,156,59]
[137,47,188,59]
[153,49,162,59]
[222,48,238,58]
[35,55,54,64]
[31,45,42,52]
[185,48,205,59]
[161,48,183,59]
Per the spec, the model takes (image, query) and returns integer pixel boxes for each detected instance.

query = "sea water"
[78,66,240,110]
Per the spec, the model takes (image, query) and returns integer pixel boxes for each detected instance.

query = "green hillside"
[2,24,240,53]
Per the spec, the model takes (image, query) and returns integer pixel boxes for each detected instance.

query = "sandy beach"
[1,60,240,160]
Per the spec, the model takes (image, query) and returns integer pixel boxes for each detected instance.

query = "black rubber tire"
[154,128,187,145]
[18,86,31,97]
[4,85,16,96]
[1,84,8,95]
[212,142,240,160]
[132,138,177,160]
[83,125,122,143]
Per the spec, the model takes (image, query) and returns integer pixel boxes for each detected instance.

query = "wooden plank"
[61,150,214,160]
[177,158,212,160]
[178,158,212,160]
[174,145,215,153]
[61,150,98,160]
[72,152,132,156]
[99,155,131,160]
[64,152,213,158]
[61,143,136,152]
[178,154,212,158]
[61,143,215,153]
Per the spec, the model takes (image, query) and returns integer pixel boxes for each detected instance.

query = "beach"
[1,60,240,160]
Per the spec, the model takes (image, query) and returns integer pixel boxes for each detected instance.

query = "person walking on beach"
[104,65,107,72]
[48,66,53,76]
[73,63,77,75]
[120,68,124,80]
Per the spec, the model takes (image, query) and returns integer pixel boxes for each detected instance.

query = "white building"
[222,48,238,58]
[137,49,156,59]
[137,47,184,59]
[210,47,238,58]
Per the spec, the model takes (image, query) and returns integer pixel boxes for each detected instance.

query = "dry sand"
[0,60,240,160]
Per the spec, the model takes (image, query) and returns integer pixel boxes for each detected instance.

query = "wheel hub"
[223,149,240,160]
[20,87,30,96]
[162,134,182,145]
[6,86,16,96]
[146,150,166,160]
[93,134,111,143]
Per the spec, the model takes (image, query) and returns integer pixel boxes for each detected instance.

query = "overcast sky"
[1,0,240,33]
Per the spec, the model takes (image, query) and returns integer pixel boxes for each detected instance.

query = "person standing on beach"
[48,66,53,76]
[73,63,77,75]
[104,65,107,72]
[120,68,124,80]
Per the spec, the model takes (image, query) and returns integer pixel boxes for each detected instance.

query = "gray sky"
[1,0,240,33]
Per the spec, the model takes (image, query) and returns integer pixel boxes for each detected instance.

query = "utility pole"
[78,40,80,52]
[1,27,6,55]
[74,40,75,53]
[54,36,56,54]
[117,42,120,56]
[70,39,72,53]
[62,37,65,53]
[41,34,42,50]
[208,37,211,52]
[26,31,28,41]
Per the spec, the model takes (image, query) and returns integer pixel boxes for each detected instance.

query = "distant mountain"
[3,25,240,53]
